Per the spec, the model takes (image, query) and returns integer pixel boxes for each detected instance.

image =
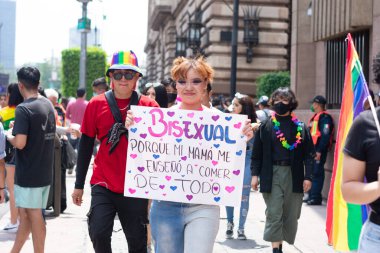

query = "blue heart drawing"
[236,150,242,156]
[213,144,220,148]
[225,116,232,121]
[214,197,221,202]
[128,170,131,173]
[170,186,177,191]
[130,128,137,133]
[176,138,182,143]
[153,154,160,159]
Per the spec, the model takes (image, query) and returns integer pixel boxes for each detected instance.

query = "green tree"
[256,71,290,97]
[61,47,107,100]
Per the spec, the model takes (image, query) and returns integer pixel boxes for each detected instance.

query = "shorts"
[14,184,50,209]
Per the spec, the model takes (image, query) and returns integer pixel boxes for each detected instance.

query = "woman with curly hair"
[251,87,315,253]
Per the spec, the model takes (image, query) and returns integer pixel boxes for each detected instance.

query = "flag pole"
[367,96,380,139]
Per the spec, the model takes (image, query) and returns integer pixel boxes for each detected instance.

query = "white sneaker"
[237,229,247,240]
[226,222,234,239]
[3,221,19,231]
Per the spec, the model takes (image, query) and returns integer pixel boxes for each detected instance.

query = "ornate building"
[145,0,291,96]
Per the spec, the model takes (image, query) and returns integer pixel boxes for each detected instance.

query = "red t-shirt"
[81,93,159,193]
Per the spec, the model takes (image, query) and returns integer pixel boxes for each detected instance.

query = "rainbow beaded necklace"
[271,112,303,150]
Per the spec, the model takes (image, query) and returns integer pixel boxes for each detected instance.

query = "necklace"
[271,112,302,150]
[119,105,128,111]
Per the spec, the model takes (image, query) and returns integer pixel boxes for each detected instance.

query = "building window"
[326,30,369,108]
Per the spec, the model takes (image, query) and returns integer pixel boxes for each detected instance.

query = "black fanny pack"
[104,90,140,154]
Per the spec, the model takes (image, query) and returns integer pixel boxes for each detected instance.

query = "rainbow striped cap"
[106,50,143,77]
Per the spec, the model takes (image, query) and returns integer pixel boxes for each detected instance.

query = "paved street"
[0,170,334,253]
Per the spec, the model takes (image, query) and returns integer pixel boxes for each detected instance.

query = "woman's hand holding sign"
[242,119,254,141]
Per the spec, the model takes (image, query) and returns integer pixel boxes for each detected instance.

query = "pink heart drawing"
[213,186,219,191]
[212,160,218,166]
[186,195,193,201]
[140,133,147,139]
[165,176,172,181]
[145,191,149,194]
[134,117,142,123]
[181,156,187,161]
[130,154,137,159]
[128,188,136,194]
[234,122,242,129]
[159,185,165,189]
[199,117,203,120]
[163,193,167,196]
[233,170,240,175]
[187,112,194,118]
[137,167,145,172]
[167,111,175,117]
[225,186,235,193]
[212,115,220,121]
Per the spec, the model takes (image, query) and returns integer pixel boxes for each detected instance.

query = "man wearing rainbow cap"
[72,50,158,253]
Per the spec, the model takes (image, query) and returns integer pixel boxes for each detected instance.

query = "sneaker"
[67,168,73,175]
[3,221,19,231]
[226,222,234,239]
[237,229,247,240]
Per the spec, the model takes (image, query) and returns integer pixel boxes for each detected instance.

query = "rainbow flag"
[326,33,370,251]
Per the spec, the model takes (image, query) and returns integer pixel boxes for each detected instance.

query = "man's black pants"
[88,185,148,253]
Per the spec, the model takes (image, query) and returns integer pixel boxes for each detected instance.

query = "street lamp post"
[230,0,239,98]
[77,0,92,89]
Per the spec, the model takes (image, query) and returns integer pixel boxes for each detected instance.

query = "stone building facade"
[145,0,291,95]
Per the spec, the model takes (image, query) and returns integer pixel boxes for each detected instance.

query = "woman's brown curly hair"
[269,87,298,111]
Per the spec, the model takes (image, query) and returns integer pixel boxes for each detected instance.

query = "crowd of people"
[0,49,378,253]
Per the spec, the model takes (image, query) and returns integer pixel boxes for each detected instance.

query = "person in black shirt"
[341,53,380,252]
[6,67,56,253]
[251,87,315,253]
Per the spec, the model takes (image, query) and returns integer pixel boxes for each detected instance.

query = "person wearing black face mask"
[251,87,315,253]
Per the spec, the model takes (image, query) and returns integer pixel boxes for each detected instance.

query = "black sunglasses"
[113,72,136,80]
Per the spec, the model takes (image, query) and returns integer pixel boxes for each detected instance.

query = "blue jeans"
[226,149,252,230]
[309,151,327,202]
[150,201,220,253]
[358,220,380,252]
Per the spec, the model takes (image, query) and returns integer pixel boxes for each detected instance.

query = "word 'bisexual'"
[147,108,237,144]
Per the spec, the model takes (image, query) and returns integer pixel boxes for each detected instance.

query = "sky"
[15,0,149,66]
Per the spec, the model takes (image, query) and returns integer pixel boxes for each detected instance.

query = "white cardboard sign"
[124,106,247,207]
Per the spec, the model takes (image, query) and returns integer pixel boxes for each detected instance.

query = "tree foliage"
[61,47,107,100]
[256,71,290,97]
